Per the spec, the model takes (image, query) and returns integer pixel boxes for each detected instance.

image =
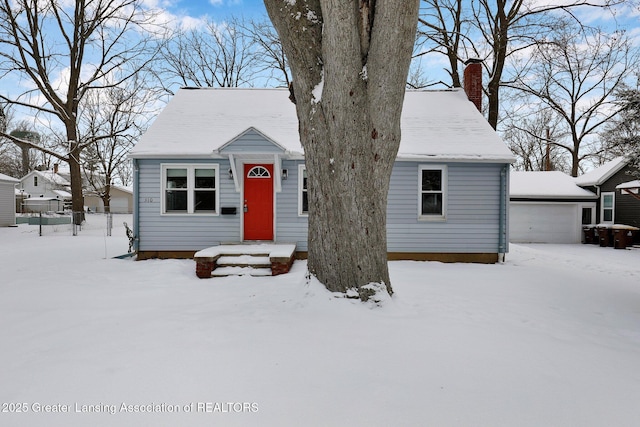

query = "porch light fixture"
[282,169,288,180]
[228,168,233,180]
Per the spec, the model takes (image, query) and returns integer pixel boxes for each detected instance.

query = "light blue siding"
[387,162,502,253]
[137,157,506,254]
[276,160,309,250]
[219,129,285,154]
[137,159,241,251]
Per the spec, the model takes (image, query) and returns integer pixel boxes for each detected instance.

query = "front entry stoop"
[194,244,296,278]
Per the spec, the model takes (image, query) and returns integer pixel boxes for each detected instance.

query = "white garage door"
[510,203,581,243]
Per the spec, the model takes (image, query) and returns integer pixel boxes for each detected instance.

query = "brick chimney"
[53,163,59,174]
[463,58,483,112]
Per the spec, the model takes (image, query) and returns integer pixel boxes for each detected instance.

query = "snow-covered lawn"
[1,214,639,427]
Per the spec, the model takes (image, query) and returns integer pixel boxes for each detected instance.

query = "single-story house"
[574,157,640,242]
[129,83,516,262]
[0,173,19,226]
[84,185,133,213]
[509,171,597,243]
[17,169,71,213]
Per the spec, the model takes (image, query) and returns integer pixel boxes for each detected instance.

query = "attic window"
[34,176,38,187]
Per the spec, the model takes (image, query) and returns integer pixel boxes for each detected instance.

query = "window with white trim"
[419,165,447,219]
[298,164,308,216]
[162,164,219,215]
[601,192,614,223]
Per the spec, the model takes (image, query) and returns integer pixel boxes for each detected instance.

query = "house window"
[34,176,38,187]
[419,165,447,220]
[194,168,216,212]
[162,164,218,215]
[601,192,614,223]
[582,207,594,225]
[298,164,308,216]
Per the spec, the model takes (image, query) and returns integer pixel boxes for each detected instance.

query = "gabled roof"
[21,170,71,186]
[130,87,515,163]
[217,127,287,154]
[510,171,597,199]
[574,157,628,187]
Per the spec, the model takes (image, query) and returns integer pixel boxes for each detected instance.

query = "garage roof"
[511,171,597,199]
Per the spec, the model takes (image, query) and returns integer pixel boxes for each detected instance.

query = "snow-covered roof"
[574,157,627,187]
[23,197,63,203]
[22,170,71,186]
[130,87,515,163]
[0,173,19,183]
[52,189,72,198]
[616,180,640,190]
[112,185,133,194]
[510,171,597,199]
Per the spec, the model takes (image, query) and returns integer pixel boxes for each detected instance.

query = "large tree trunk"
[264,0,419,300]
[101,183,111,213]
[66,124,85,224]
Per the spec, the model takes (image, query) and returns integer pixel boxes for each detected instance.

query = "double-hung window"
[298,164,308,216]
[601,192,614,223]
[419,165,447,220]
[162,164,218,215]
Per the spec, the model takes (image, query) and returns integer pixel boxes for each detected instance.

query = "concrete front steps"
[194,244,296,278]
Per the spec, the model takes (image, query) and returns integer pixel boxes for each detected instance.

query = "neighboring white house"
[0,173,19,226]
[509,171,597,244]
[17,169,71,213]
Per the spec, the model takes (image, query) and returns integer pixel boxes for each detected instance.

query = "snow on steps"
[194,244,296,278]
[212,254,272,277]
[211,266,273,277]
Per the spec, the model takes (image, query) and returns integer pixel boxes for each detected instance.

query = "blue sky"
[166,0,268,21]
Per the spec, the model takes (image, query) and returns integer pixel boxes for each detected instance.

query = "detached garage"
[84,185,133,213]
[510,171,597,244]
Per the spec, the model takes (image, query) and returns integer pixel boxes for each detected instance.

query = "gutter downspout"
[498,164,509,262]
[132,158,140,253]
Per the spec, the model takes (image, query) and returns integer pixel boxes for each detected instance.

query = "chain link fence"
[16,211,121,237]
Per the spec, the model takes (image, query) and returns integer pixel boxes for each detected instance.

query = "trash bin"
[583,226,595,244]
[598,226,612,247]
[611,226,639,249]
[612,228,629,249]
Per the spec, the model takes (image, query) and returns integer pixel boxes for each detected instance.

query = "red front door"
[243,164,274,240]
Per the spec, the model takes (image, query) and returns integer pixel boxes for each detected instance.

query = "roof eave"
[395,154,516,163]
[511,194,598,200]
